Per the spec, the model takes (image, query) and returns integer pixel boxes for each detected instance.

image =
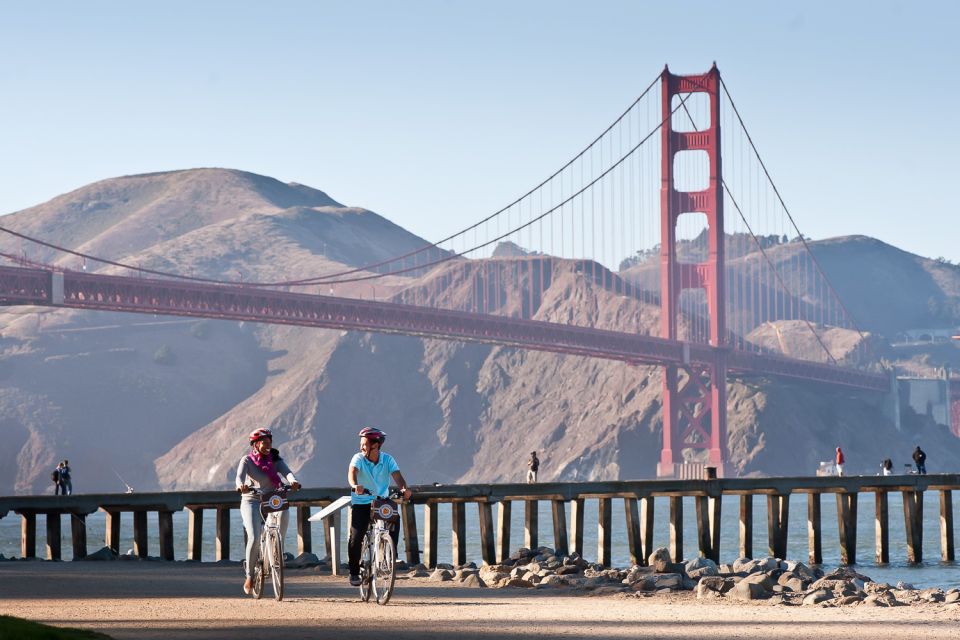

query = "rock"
[80,546,117,561]
[631,577,656,592]
[685,557,719,579]
[823,567,873,583]
[862,592,899,607]
[731,557,753,573]
[461,573,486,588]
[732,581,768,601]
[780,577,805,593]
[652,573,683,590]
[539,574,567,588]
[757,557,780,572]
[784,561,818,581]
[406,567,430,578]
[479,565,509,584]
[286,552,321,568]
[741,572,775,591]
[592,585,629,596]
[429,569,453,582]
[653,559,686,574]
[696,576,734,599]
[521,571,541,584]
[647,547,672,566]
[895,580,916,590]
[945,591,960,604]
[455,569,479,581]
[556,564,581,576]
[505,577,534,588]
[802,589,833,606]
[835,594,864,606]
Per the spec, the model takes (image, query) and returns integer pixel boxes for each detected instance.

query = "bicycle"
[357,487,403,605]
[245,485,291,601]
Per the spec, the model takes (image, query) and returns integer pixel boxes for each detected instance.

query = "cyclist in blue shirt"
[347,426,412,586]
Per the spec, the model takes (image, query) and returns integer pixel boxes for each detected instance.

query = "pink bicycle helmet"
[249,428,273,443]
[358,426,386,443]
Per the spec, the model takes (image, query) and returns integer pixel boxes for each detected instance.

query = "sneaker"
[349,574,361,586]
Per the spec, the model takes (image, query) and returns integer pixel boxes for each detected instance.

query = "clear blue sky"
[2,1,957,261]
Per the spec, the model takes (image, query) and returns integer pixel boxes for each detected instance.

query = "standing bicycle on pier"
[237,428,301,596]
[347,427,412,588]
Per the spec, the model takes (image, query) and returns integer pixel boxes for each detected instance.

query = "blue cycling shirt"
[349,451,399,505]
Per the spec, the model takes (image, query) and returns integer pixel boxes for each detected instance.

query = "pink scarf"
[249,450,283,489]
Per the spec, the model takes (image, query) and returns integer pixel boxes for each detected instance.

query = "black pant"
[347,504,399,576]
[916,462,926,475]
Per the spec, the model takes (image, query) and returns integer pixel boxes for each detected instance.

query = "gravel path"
[2,562,960,640]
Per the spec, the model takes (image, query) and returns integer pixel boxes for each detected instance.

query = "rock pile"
[405,545,960,607]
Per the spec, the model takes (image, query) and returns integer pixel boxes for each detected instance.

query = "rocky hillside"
[2,169,959,494]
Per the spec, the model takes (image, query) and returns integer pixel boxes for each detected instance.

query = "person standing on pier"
[51,463,62,495]
[60,460,72,495]
[835,447,845,477]
[527,451,540,483]
[912,446,927,475]
[236,428,301,596]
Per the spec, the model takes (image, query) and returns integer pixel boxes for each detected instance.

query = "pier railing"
[2,475,958,570]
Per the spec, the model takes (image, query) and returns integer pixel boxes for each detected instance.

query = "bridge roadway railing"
[2,476,957,570]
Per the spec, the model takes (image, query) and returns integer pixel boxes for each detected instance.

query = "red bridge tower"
[657,64,728,478]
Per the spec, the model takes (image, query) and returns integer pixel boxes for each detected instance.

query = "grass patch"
[0,615,113,639]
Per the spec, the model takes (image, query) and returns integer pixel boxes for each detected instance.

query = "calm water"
[3,493,960,589]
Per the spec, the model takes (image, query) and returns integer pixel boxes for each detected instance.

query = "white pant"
[240,499,289,578]
[835,464,844,477]
[526,469,537,483]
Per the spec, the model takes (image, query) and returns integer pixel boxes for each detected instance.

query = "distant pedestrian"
[60,460,72,495]
[912,446,927,475]
[527,451,540,483]
[51,463,62,495]
[881,458,893,476]
[835,447,845,477]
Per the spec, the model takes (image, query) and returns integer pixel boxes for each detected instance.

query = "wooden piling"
[105,510,121,555]
[624,498,642,566]
[902,490,923,564]
[767,494,789,559]
[695,495,721,562]
[70,513,87,560]
[478,502,496,566]
[187,508,203,561]
[551,500,568,557]
[20,512,36,559]
[598,497,612,567]
[640,496,654,565]
[941,490,955,562]
[452,502,467,566]
[401,502,421,566]
[835,493,857,565]
[524,500,539,550]
[496,501,512,564]
[669,496,683,563]
[875,492,889,564]
[158,511,175,561]
[296,505,312,555]
[570,499,585,557]
[807,493,822,565]
[215,507,230,561]
[740,495,753,559]
[423,502,439,568]
[133,510,148,558]
[46,513,61,561]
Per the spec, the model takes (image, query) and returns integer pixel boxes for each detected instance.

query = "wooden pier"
[2,475,958,570]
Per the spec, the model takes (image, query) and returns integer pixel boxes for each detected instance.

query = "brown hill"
[2,169,960,494]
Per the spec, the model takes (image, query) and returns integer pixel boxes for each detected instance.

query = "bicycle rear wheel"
[269,530,284,601]
[359,534,372,602]
[372,532,395,605]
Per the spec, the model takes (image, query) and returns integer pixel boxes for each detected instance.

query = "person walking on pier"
[881,458,894,476]
[347,426,412,587]
[527,451,540,483]
[236,428,301,596]
[835,447,845,477]
[913,446,927,475]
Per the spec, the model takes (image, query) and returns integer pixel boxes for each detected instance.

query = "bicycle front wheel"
[269,530,284,601]
[372,532,395,605]
[359,534,372,602]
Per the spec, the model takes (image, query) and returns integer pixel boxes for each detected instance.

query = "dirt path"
[2,562,960,640]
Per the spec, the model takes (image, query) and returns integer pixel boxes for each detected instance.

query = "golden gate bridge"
[0,64,892,477]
